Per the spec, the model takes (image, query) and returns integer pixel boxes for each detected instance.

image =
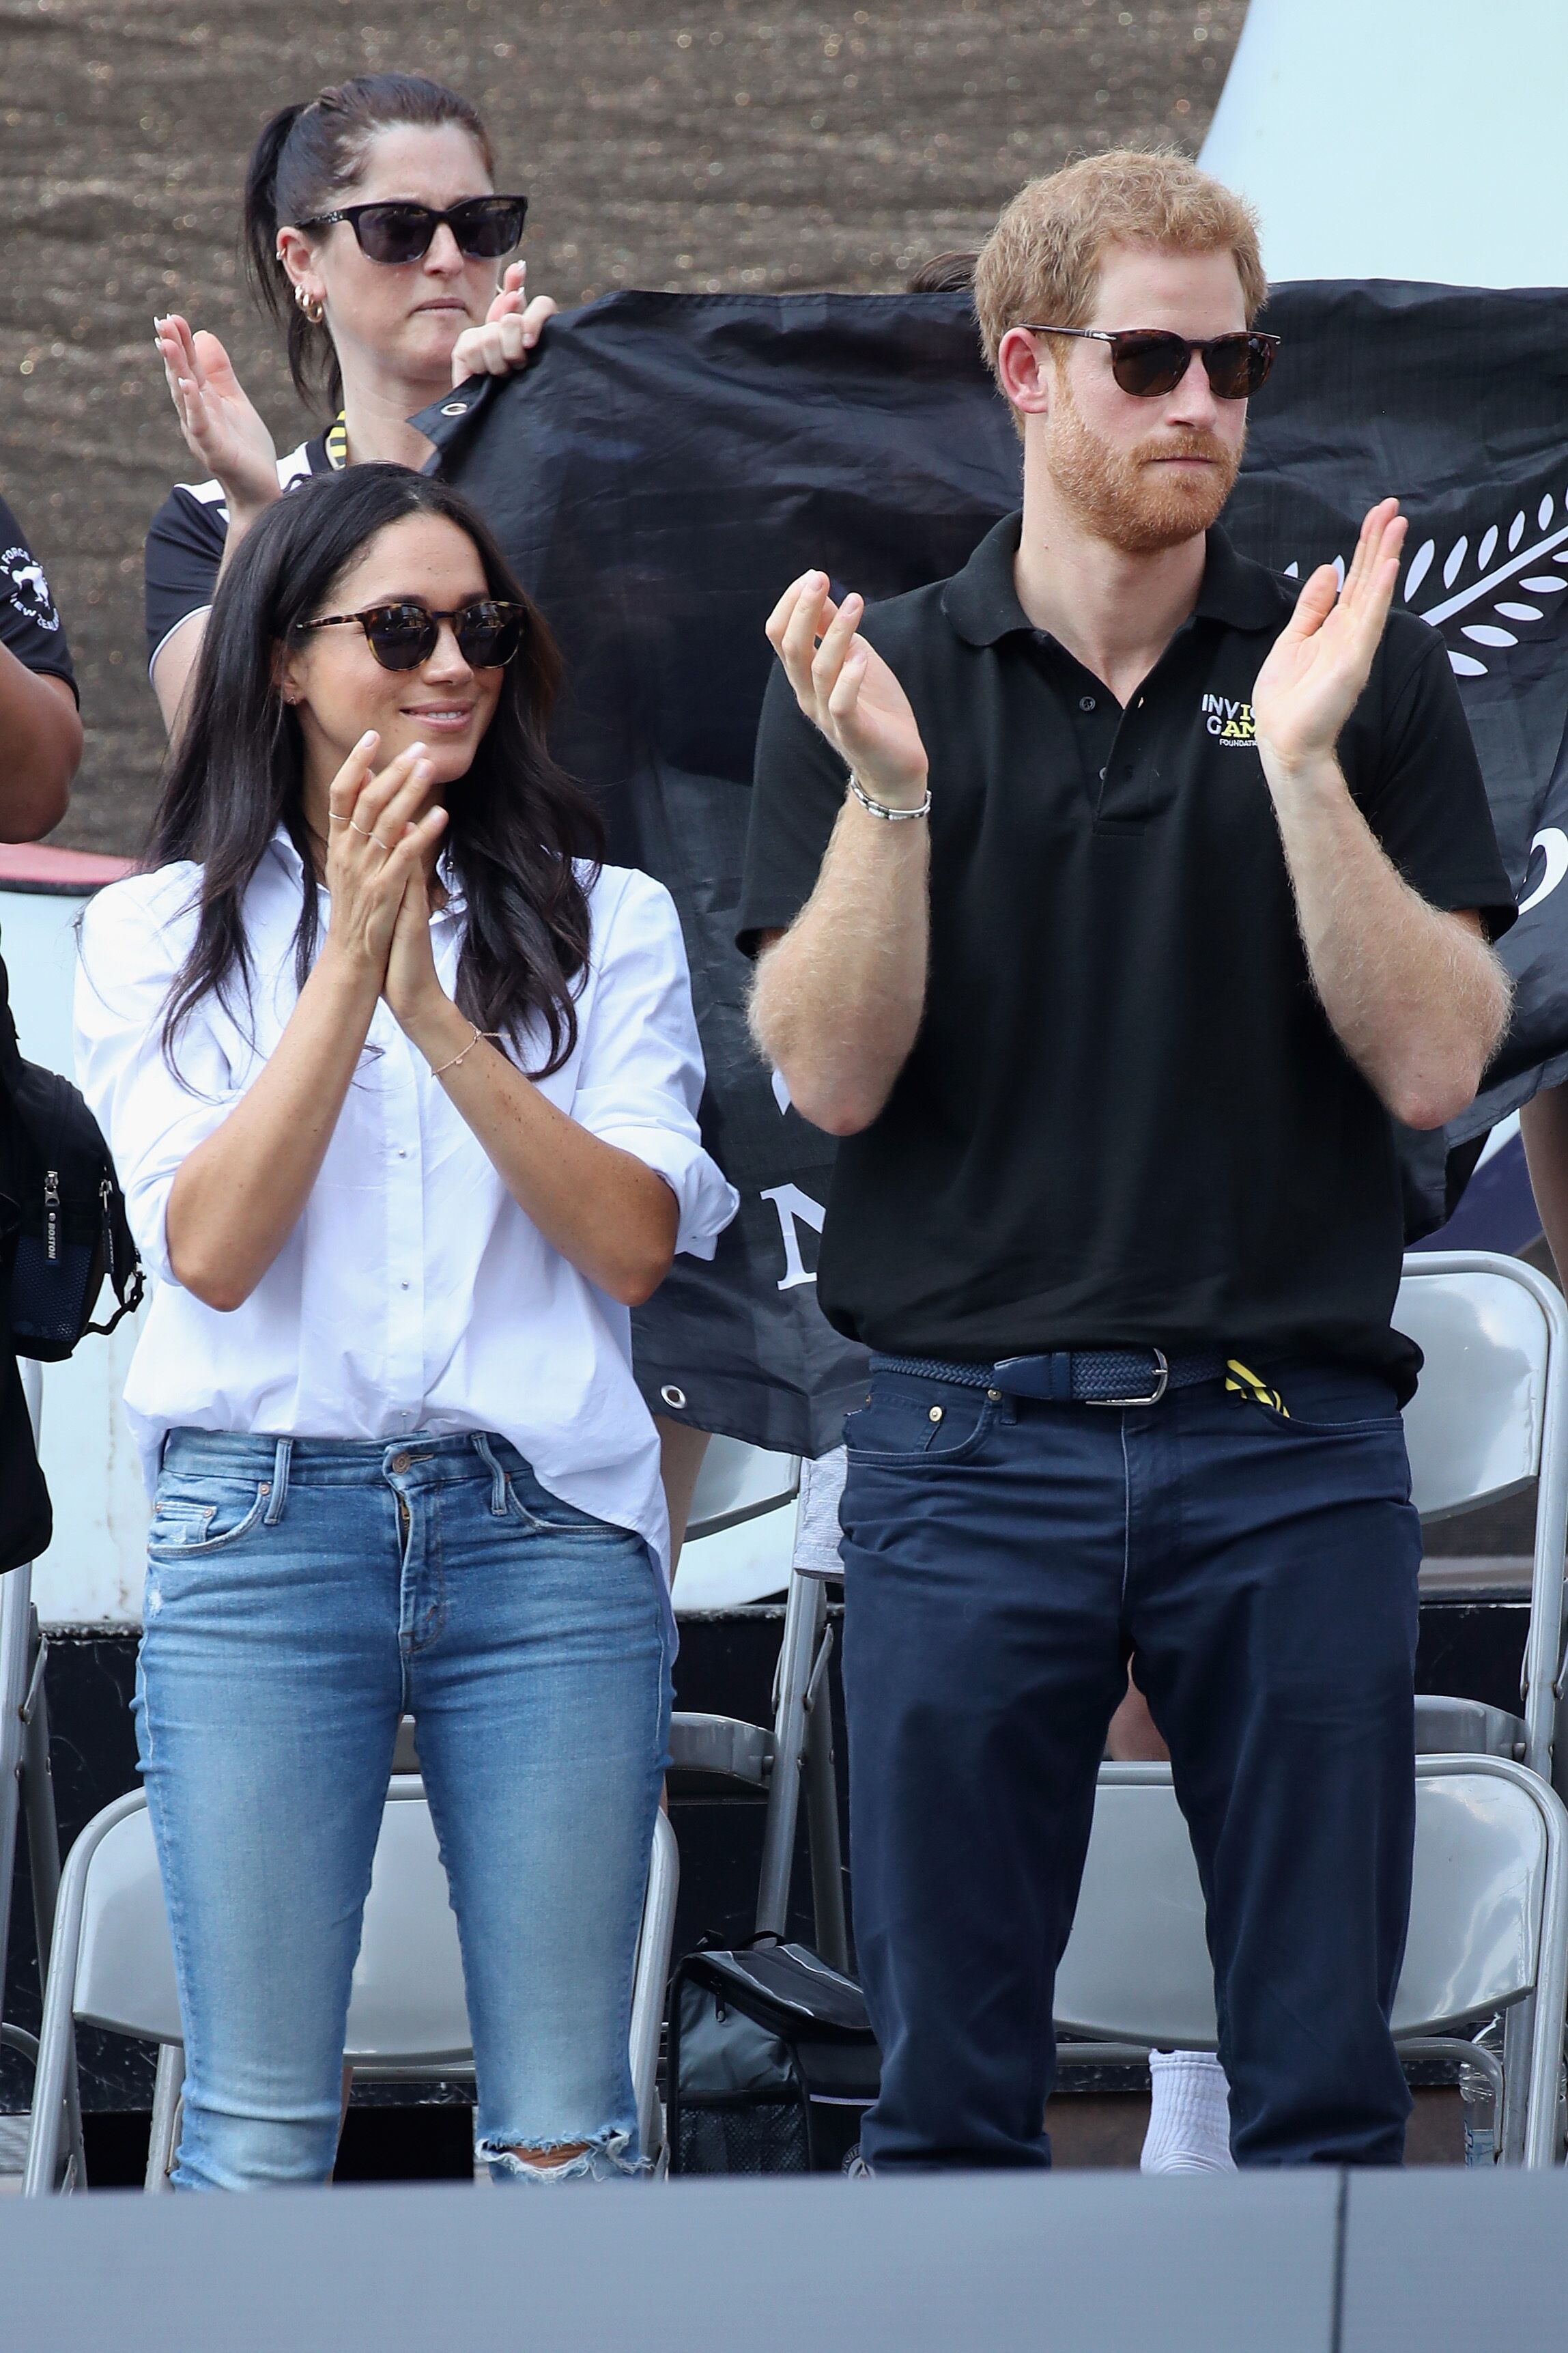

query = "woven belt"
[871,1347,1229,1408]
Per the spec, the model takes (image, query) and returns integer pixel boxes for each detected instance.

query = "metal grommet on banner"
[440,401,469,417]
[660,1384,688,1411]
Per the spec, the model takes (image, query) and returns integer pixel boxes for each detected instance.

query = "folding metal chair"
[1053,1756,1568,2167]
[22,1782,679,2194]
[664,1443,849,1971]
[1397,1249,1568,1786]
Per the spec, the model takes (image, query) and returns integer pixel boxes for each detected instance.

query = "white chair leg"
[630,1811,679,2168]
[144,2044,184,2193]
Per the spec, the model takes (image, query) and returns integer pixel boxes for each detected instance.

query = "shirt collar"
[263,825,466,918]
[942,510,1294,648]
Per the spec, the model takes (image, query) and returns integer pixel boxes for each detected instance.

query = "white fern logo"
[1287,490,1568,676]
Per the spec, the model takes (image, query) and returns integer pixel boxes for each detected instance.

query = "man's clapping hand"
[767,572,930,811]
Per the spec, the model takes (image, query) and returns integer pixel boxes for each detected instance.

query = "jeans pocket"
[844,1384,997,1467]
[147,1478,270,1556]
[504,1474,625,1542]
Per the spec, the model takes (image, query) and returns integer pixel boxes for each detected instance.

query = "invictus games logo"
[1201,692,1256,746]
[0,545,60,634]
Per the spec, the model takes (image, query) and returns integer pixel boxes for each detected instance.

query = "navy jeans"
[838,1360,1421,2171]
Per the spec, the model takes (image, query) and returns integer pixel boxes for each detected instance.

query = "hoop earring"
[294,285,326,326]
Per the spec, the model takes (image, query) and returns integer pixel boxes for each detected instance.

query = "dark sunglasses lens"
[1204,335,1271,399]
[352,205,436,264]
[364,610,439,670]
[455,604,523,666]
[451,199,528,258]
[1109,333,1191,397]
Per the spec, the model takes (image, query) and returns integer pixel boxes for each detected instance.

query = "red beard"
[1047,386,1243,554]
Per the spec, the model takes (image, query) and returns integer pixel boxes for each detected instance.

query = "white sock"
[1140,2049,1236,2174]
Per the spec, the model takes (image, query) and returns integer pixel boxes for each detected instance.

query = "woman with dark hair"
[147,73,554,730]
[79,464,736,2190]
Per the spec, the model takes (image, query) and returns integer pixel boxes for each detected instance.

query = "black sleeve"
[145,483,227,674]
[736,663,853,957]
[0,496,76,698]
[1354,616,1517,942]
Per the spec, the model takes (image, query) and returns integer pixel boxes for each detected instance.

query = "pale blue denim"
[134,1427,672,2190]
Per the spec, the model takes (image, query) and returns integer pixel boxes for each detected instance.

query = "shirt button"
[401,1279,411,1291]
[397,1148,408,1159]
[1098,766,1107,780]
[1079,694,1096,712]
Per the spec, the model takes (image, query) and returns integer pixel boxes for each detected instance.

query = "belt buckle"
[1085,1348,1169,1408]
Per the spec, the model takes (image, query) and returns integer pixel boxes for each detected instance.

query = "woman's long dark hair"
[244,75,498,412]
[149,465,603,1079]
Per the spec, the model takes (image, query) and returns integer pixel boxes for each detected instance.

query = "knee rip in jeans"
[479,2126,646,2183]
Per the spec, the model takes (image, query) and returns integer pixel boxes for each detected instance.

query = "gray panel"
[1343,2171,1568,2352]
[0,2171,1339,2352]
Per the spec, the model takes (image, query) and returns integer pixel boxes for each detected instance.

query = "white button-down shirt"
[74,832,738,1577]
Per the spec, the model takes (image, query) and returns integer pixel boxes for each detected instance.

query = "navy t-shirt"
[144,429,341,675]
[0,496,76,698]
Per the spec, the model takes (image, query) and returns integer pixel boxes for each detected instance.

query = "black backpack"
[0,950,142,1362]
[666,1939,881,2175]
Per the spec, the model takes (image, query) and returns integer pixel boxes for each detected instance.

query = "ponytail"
[238,77,498,415]
[242,102,322,408]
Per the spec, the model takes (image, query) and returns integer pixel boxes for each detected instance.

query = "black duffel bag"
[666,1938,881,2175]
[0,950,141,1363]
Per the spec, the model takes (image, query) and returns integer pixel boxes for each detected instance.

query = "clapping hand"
[153,315,281,524]
[767,572,930,811]
[1252,498,1409,784]
[324,733,447,992]
[450,262,558,386]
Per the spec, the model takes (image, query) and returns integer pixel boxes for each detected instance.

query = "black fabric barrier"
[417,285,1568,1452]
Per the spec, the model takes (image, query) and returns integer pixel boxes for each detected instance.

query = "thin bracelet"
[428,1023,500,1078]
[848,772,932,822]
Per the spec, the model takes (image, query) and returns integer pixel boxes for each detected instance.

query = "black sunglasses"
[1022,325,1280,400]
[294,195,528,266]
[294,598,527,672]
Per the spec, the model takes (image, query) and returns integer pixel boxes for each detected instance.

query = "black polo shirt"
[737,513,1515,1397]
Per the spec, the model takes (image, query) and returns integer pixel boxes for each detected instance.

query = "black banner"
[420,283,1568,1452]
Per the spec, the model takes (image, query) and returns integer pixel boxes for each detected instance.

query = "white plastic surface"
[72,1805,184,2042]
[685,1434,799,1541]
[1395,1268,1546,1519]
[345,1781,470,2062]
[1199,0,1568,288]
[1055,1772,1548,2048]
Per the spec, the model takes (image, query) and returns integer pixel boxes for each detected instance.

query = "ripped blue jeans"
[136,1428,672,2189]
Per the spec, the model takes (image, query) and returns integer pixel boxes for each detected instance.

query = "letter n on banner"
[761,1184,825,1289]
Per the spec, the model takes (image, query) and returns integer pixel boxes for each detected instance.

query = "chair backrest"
[1395,1260,1548,1519]
[344,1779,470,2063]
[72,1784,472,2061]
[1054,1766,1549,2046]
[685,1436,800,1545]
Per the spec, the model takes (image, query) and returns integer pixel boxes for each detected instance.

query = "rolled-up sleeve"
[571,870,739,1260]
[74,874,244,1284]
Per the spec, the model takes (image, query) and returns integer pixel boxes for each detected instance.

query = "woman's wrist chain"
[427,1022,500,1079]
[848,771,932,822]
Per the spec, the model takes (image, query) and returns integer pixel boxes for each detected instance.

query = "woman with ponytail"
[146,75,553,730]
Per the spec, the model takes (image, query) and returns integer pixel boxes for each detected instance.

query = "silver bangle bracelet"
[848,772,932,822]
